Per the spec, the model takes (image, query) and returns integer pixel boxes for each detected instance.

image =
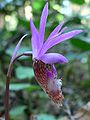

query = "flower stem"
[4,52,32,120]
[88,53,90,78]
[5,75,10,120]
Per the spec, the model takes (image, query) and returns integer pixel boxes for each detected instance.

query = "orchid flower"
[30,3,82,106]
[5,4,83,117]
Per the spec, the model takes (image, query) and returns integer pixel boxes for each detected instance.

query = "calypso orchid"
[30,3,82,105]
[5,3,83,120]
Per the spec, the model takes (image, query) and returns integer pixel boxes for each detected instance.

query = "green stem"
[88,54,90,78]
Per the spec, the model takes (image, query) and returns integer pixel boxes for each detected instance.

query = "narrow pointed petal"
[39,2,48,47]
[7,34,28,76]
[47,21,64,40]
[48,26,68,41]
[39,53,68,64]
[11,34,28,63]
[41,30,83,55]
[38,23,66,57]
[58,26,68,35]
[30,19,39,58]
[42,26,68,50]
[41,21,65,52]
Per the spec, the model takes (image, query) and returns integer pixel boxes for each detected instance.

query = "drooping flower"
[30,3,83,106]
[8,3,83,107]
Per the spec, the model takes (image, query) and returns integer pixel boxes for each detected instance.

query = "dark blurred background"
[0,0,90,120]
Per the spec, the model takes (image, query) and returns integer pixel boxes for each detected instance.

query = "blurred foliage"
[0,0,90,120]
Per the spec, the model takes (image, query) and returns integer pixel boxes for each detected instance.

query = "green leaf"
[70,0,85,5]
[37,114,56,120]
[66,53,79,61]
[70,38,90,51]
[80,79,90,88]
[19,18,29,28]
[32,0,44,11]
[10,105,26,116]
[65,17,81,24]
[15,66,34,79]
[26,85,41,92]
[10,83,30,91]
[66,52,88,61]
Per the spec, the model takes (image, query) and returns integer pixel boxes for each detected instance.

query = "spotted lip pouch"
[33,59,64,106]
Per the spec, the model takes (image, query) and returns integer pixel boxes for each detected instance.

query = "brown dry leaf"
[74,102,90,120]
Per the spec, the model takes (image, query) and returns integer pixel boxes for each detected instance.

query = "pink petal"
[47,21,64,40]
[11,34,28,63]
[7,34,28,76]
[39,2,48,48]
[39,53,68,64]
[40,30,83,55]
[39,21,64,55]
[30,19,39,58]
[38,24,66,57]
